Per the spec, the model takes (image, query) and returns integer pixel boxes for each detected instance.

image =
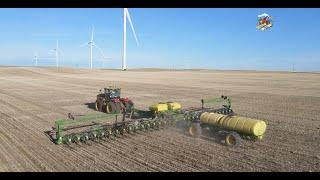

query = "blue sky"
[0,8,319,71]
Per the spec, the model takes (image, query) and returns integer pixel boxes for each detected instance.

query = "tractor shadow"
[85,102,96,111]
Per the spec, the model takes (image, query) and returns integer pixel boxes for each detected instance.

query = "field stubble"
[0,67,319,171]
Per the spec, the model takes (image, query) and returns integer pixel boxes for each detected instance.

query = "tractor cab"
[256,13,272,31]
[104,87,121,99]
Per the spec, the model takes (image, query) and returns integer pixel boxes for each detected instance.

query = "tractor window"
[110,90,120,98]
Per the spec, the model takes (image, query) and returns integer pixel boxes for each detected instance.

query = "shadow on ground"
[44,130,56,144]
[85,102,96,110]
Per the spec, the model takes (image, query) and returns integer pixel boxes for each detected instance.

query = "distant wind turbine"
[122,8,139,71]
[52,40,60,67]
[33,52,38,66]
[82,25,110,69]
[292,63,295,72]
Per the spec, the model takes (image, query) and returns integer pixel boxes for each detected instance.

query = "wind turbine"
[122,8,139,71]
[82,25,109,69]
[52,40,60,67]
[33,52,38,66]
[292,62,295,72]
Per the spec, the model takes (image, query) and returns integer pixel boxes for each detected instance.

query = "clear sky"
[0,8,319,71]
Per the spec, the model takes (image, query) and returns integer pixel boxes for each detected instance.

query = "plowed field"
[0,67,319,171]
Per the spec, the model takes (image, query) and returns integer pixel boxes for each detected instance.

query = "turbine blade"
[91,25,94,42]
[93,43,107,59]
[125,8,139,46]
[80,42,88,47]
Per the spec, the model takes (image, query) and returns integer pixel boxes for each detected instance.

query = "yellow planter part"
[200,112,224,124]
[167,102,181,111]
[200,112,267,137]
[149,103,168,112]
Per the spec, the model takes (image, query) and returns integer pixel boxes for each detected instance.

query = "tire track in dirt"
[0,116,43,171]
[0,101,98,171]
[0,67,319,171]
[65,134,176,171]
[138,129,269,171]
[66,143,133,171]
[98,136,192,171]
[85,127,258,171]
[154,124,294,171]
[0,109,67,171]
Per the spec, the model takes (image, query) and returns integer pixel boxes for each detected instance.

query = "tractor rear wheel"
[106,102,117,113]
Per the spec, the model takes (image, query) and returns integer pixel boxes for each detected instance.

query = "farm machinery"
[49,104,179,145]
[48,88,267,146]
[95,86,134,114]
[182,96,266,146]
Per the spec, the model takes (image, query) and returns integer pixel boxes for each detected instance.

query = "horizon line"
[0,65,319,74]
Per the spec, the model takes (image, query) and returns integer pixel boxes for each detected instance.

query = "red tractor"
[95,87,134,114]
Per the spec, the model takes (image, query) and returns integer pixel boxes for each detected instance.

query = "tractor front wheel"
[95,101,101,111]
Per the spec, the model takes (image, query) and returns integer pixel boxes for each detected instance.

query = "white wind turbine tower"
[52,40,60,67]
[122,8,139,71]
[82,26,109,69]
[33,52,38,66]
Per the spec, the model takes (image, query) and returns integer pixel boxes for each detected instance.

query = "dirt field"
[0,66,319,172]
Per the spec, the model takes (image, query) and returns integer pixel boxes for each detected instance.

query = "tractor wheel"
[225,132,241,146]
[106,102,117,113]
[95,101,99,111]
[188,122,202,138]
[95,101,101,111]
